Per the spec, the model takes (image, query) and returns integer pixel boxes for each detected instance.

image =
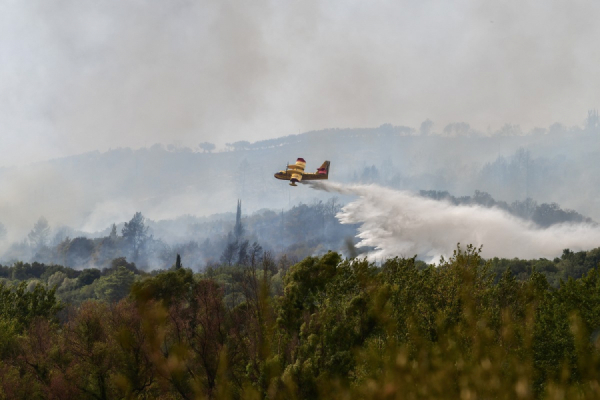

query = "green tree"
[0,281,62,331]
[61,301,118,399]
[130,269,229,398]
[78,268,101,286]
[279,251,341,332]
[131,267,193,307]
[95,266,135,303]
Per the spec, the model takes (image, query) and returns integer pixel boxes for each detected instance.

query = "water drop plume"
[309,181,600,262]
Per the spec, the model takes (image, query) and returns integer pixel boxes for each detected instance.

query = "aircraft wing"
[301,160,330,181]
[288,158,306,185]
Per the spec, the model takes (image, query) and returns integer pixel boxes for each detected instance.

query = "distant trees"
[548,122,567,135]
[586,109,599,131]
[199,141,216,153]
[50,226,70,247]
[65,237,95,268]
[443,122,472,136]
[77,268,101,286]
[1,212,177,270]
[220,239,257,266]
[220,241,239,266]
[220,200,264,266]
[532,203,593,227]
[93,223,121,265]
[222,200,246,265]
[511,197,538,220]
[494,123,522,136]
[478,148,539,201]
[122,212,150,263]
[358,165,380,183]
[8,261,46,281]
[27,217,50,250]
[109,223,118,240]
[420,118,434,135]
[234,199,244,240]
[420,189,593,228]
[226,140,251,151]
[94,266,135,303]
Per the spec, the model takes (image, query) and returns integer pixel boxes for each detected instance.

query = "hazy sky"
[1,0,599,166]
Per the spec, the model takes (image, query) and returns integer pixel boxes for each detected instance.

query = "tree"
[420,119,434,135]
[131,267,194,307]
[199,142,216,153]
[0,281,62,331]
[78,268,101,286]
[109,223,118,240]
[28,217,50,249]
[95,225,121,267]
[226,141,251,151]
[443,122,471,136]
[237,239,249,265]
[234,199,244,240]
[221,240,239,266]
[495,123,522,136]
[122,212,149,263]
[61,301,117,398]
[95,266,135,303]
[107,257,139,274]
[65,237,95,268]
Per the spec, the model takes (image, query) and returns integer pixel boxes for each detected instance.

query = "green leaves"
[0,281,62,331]
[94,266,135,304]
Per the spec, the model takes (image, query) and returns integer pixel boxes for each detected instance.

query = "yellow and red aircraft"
[274,158,330,186]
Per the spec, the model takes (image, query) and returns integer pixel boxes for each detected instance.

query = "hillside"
[1,123,600,242]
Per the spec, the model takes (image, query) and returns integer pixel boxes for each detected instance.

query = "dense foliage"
[2,245,600,399]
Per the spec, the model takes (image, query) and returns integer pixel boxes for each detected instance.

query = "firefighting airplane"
[274,158,330,186]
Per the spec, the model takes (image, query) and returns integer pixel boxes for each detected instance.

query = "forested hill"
[1,190,591,272]
[420,190,595,228]
[1,121,600,240]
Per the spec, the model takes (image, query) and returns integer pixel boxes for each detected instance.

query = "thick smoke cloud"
[310,181,600,262]
[1,0,600,166]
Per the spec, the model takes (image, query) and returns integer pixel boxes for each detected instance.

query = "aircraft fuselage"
[274,159,330,186]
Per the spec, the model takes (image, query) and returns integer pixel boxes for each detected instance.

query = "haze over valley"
[1,116,600,266]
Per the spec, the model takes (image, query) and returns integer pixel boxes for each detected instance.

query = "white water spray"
[309,181,600,261]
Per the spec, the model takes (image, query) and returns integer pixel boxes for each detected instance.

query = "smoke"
[310,181,600,262]
[2,0,600,166]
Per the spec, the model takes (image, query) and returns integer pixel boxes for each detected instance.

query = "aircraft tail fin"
[317,161,330,177]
